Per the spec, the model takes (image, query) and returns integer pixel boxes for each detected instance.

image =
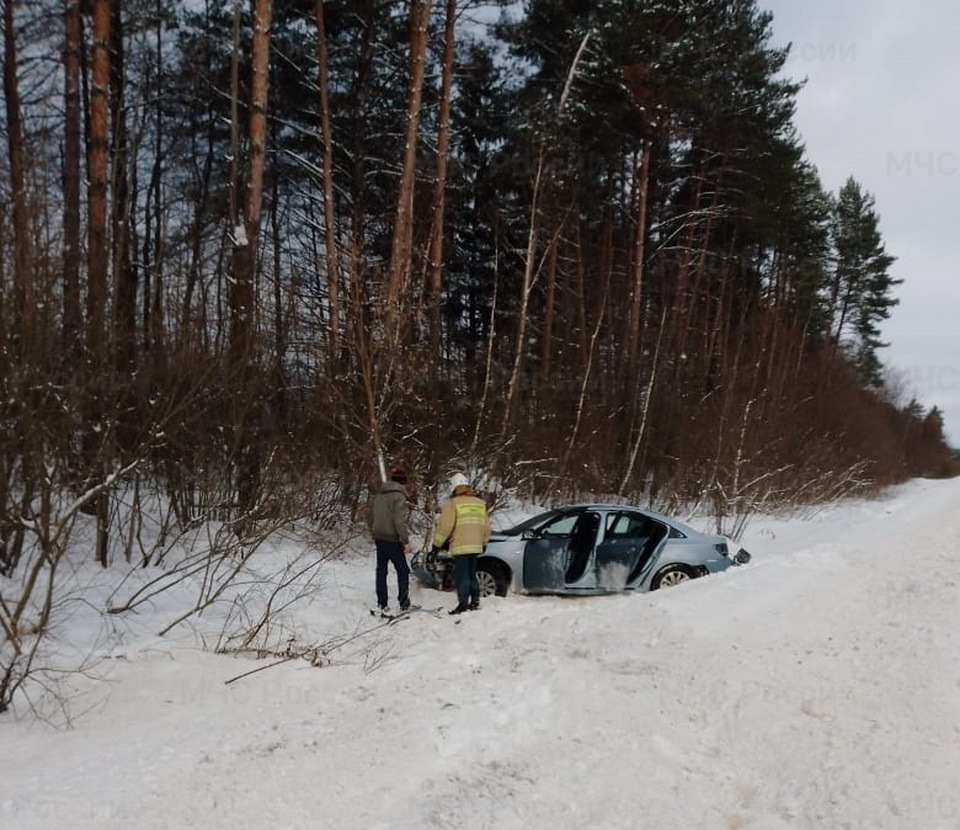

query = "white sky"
[760,0,960,445]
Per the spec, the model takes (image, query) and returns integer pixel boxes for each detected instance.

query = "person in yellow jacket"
[432,472,491,615]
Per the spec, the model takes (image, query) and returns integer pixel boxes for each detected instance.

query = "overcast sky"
[759,0,960,444]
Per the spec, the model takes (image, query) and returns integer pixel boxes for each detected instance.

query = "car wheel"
[477,561,509,597]
[651,564,695,590]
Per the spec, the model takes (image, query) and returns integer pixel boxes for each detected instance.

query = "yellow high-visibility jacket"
[433,489,491,556]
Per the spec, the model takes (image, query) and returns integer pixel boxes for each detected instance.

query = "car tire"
[477,560,509,597]
[651,564,695,590]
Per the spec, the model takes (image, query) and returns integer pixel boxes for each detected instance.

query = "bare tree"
[501,33,590,440]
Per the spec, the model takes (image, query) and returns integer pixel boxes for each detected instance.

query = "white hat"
[449,472,470,492]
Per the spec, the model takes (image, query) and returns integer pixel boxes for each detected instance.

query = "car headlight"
[714,541,729,556]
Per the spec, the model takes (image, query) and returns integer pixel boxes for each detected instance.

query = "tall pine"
[828,177,899,387]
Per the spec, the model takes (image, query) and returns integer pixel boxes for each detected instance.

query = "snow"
[3,477,960,829]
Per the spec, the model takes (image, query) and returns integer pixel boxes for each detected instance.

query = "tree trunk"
[143,0,166,359]
[383,0,431,346]
[181,14,219,351]
[425,0,456,360]
[314,0,340,360]
[500,151,547,440]
[561,228,612,479]
[110,0,136,374]
[270,167,286,417]
[230,0,273,514]
[86,0,110,372]
[63,0,83,356]
[540,235,558,381]
[3,0,34,359]
[626,141,651,377]
[83,0,112,568]
[230,0,272,368]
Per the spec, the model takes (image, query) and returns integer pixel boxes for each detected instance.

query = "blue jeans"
[375,539,410,608]
[453,554,479,606]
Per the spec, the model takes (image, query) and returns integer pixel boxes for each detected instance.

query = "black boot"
[468,599,480,611]
[448,603,469,616]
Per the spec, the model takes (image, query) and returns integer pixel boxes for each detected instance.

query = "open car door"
[521,510,601,592]
[594,511,668,590]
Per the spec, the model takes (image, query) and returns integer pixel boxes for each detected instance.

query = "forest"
[1,0,957,637]
[0,0,958,712]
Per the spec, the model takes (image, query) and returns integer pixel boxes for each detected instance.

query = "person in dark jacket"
[368,465,412,616]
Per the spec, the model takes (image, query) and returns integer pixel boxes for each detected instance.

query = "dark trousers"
[375,539,410,608]
[453,554,479,606]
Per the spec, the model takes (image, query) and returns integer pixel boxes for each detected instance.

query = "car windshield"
[498,509,564,536]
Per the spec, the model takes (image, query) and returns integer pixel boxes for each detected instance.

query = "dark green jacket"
[368,480,410,544]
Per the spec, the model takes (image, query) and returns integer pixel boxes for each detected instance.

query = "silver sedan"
[417,504,750,597]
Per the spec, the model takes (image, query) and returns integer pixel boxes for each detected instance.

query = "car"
[414,504,750,598]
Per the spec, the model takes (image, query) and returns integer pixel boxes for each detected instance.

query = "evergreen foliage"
[828,177,900,387]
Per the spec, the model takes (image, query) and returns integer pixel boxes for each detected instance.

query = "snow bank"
[2,478,959,829]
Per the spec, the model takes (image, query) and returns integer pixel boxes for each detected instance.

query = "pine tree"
[827,177,900,387]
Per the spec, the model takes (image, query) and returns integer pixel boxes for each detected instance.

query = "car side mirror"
[521,528,538,540]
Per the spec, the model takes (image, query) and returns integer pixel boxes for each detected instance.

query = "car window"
[606,513,644,538]
[499,509,562,536]
[536,512,580,538]
[606,512,658,539]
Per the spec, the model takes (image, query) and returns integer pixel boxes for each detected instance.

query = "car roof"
[544,504,711,538]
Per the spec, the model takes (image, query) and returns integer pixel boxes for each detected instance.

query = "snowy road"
[3,478,959,829]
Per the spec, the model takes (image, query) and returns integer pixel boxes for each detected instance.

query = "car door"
[594,510,668,590]
[521,510,601,592]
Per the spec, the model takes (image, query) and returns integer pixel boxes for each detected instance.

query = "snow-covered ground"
[3,477,960,830]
